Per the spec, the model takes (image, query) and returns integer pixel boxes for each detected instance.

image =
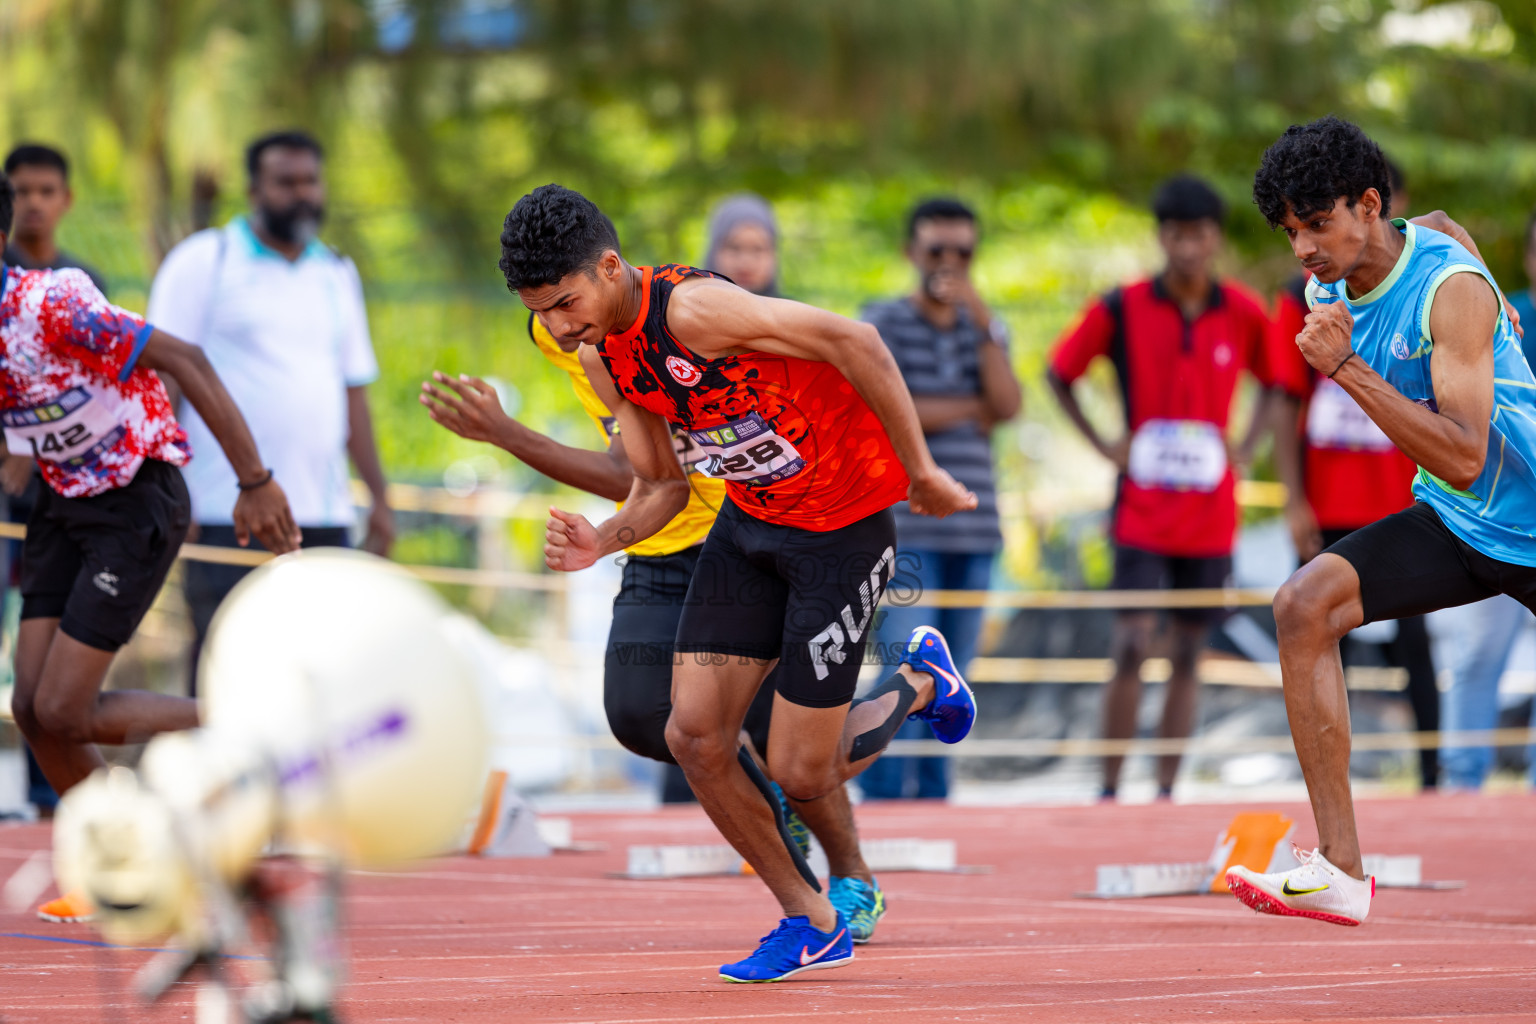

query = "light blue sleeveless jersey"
[1306,221,1536,566]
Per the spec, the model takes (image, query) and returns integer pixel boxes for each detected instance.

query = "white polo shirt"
[147,217,379,526]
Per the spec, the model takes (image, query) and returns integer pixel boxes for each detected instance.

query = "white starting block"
[622,836,962,880]
[1081,811,1457,898]
[462,770,593,857]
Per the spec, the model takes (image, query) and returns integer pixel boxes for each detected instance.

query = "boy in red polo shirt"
[1048,175,1274,801]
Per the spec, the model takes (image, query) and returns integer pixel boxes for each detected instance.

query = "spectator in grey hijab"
[704,193,779,296]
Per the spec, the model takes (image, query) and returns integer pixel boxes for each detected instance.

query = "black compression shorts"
[1324,501,1536,623]
[21,459,191,652]
[676,497,896,709]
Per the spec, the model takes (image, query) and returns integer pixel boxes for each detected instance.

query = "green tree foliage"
[6,0,1536,277]
[2,0,1534,571]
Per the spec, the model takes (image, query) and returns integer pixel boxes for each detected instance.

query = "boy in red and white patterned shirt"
[0,174,301,921]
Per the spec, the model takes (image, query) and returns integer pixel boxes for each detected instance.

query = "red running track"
[2,794,1533,1023]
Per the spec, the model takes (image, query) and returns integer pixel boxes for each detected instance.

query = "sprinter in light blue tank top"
[1305,224,1533,563]
[1222,116,1522,929]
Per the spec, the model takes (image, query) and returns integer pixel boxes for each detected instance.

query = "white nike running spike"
[1226,847,1374,927]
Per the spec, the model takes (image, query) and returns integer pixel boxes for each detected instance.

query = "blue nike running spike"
[902,625,976,744]
[719,914,853,983]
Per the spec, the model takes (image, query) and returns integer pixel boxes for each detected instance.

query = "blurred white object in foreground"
[53,549,490,953]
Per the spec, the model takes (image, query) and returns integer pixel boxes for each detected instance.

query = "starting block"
[621,836,965,880]
[1081,810,1458,898]
[463,770,593,857]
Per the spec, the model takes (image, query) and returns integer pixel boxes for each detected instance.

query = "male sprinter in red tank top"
[502,185,977,981]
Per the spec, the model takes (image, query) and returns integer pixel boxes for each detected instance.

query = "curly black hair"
[1253,115,1391,228]
[498,184,622,291]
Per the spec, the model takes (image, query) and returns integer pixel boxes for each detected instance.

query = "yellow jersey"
[528,315,724,557]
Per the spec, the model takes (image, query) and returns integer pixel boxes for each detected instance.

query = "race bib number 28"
[2,385,126,466]
[690,412,806,486]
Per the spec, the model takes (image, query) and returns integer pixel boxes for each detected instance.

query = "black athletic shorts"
[1111,543,1234,626]
[1325,501,1536,624]
[21,459,191,652]
[676,497,896,709]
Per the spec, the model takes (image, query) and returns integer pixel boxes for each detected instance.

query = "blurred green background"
[4,0,1536,585]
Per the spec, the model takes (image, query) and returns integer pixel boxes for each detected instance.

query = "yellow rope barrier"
[900,587,1274,609]
[491,727,1536,759]
[351,478,1294,520]
[966,657,1408,691]
[0,521,1267,605]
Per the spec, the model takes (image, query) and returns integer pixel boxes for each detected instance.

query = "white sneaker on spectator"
[1226,847,1373,927]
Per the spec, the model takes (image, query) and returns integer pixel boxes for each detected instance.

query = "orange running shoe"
[37,891,94,924]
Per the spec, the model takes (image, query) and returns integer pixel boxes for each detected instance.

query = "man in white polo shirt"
[148,130,393,686]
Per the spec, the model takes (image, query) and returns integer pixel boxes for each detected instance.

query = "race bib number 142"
[690,412,806,486]
[2,385,126,466]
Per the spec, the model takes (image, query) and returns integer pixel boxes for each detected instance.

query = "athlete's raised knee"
[1274,556,1360,644]
[772,761,837,803]
[31,691,95,745]
[609,709,674,764]
[664,712,736,774]
[9,687,41,739]
[603,680,675,764]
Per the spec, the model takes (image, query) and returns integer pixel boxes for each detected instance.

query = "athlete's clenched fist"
[545,506,601,571]
[907,465,978,519]
[1296,301,1356,377]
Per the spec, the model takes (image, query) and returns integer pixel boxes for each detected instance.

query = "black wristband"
[1327,351,1356,379]
[237,468,274,491]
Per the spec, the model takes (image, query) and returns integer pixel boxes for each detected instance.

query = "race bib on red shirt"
[1127,419,1227,492]
[1306,377,1395,452]
[689,412,806,486]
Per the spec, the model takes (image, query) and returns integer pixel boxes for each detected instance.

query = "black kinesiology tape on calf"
[848,673,920,762]
[735,745,821,893]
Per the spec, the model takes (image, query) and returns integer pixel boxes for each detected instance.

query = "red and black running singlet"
[596,265,909,531]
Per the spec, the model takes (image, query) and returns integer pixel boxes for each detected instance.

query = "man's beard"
[258,201,324,246]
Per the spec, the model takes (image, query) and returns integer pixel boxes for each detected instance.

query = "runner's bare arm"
[543,348,689,572]
[1303,273,1497,490]
[421,372,634,502]
[666,279,976,517]
[1410,212,1484,264]
[978,334,1023,424]
[1410,212,1522,335]
[138,330,302,553]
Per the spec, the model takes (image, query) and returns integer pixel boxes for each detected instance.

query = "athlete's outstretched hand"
[545,507,600,571]
[233,478,303,554]
[907,466,977,519]
[420,372,513,446]
[1296,301,1356,377]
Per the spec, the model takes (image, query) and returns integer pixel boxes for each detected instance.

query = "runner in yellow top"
[420,196,889,944]
[528,311,723,557]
